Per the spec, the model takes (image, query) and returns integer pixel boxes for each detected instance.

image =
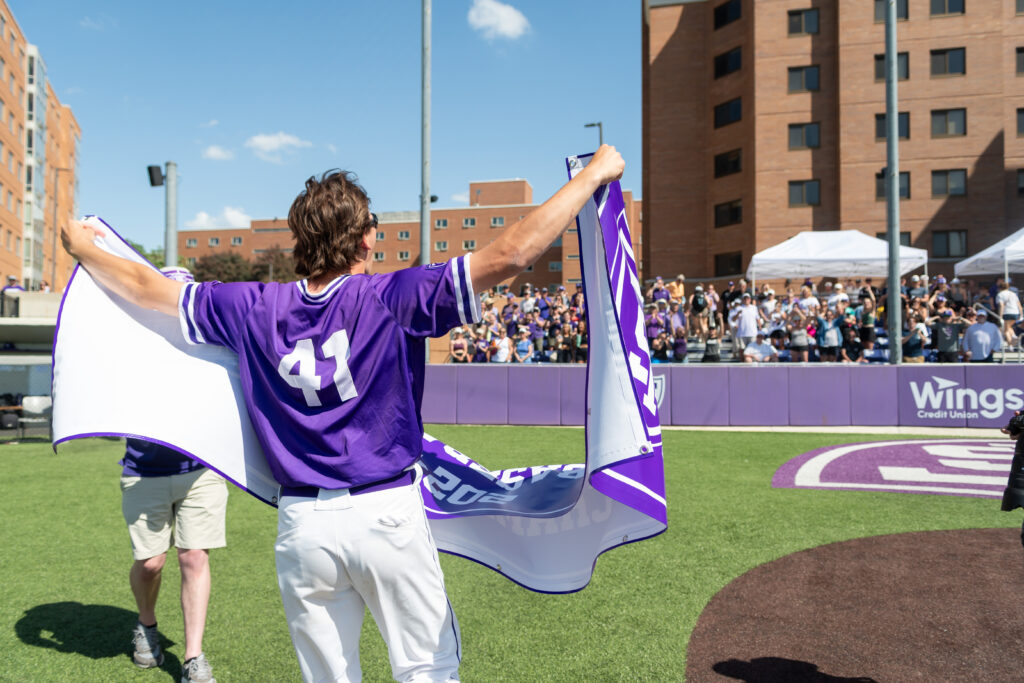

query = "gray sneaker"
[181,653,216,683]
[130,621,163,668]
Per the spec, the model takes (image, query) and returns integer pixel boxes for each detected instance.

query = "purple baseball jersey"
[177,255,480,489]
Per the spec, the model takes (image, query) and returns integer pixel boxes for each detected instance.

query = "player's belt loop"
[280,469,415,499]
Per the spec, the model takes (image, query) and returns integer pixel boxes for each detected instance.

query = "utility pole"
[50,166,71,288]
[147,161,178,268]
[884,0,902,364]
[584,121,603,147]
[419,0,431,266]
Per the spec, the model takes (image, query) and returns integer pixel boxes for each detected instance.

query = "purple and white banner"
[51,157,666,593]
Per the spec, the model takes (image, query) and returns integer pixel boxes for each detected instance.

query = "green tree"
[192,252,253,282]
[251,245,297,283]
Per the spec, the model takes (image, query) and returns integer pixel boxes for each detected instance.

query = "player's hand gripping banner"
[52,154,666,593]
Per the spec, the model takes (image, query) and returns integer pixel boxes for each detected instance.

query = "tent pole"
[1005,255,1009,286]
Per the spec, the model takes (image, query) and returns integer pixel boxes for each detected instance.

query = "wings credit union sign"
[898,367,1024,428]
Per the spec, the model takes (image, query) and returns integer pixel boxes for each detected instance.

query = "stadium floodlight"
[584,121,603,146]
[147,162,177,267]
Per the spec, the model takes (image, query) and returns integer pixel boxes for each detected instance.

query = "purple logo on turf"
[772,439,1013,499]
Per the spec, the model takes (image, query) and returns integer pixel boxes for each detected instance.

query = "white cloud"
[451,192,469,204]
[200,119,219,128]
[80,16,116,31]
[244,131,313,163]
[326,143,338,154]
[468,0,529,40]
[64,86,84,96]
[202,145,234,161]
[185,206,252,229]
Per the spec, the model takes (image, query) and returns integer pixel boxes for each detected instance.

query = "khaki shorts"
[903,356,926,363]
[121,468,228,560]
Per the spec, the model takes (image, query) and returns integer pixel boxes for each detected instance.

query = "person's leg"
[276,494,366,682]
[172,469,228,662]
[130,553,168,626]
[177,549,210,661]
[350,480,461,682]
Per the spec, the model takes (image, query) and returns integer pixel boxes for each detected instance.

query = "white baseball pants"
[275,474,461,683]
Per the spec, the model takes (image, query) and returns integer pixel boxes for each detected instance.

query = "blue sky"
[10,0,641,251]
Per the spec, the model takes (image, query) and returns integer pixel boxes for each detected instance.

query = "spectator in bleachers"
[908,274,927,299]
[644,303,666,346]
[827,282,849,312]
[668,300,686,338]
[573,321,589,363]
[706,283,724,332]
[556,324,575,363]
[689,285,710,341]
[732,293,762,349]
[996,280,1022,344]
[901,313,929,363]
[489,325,512,363]
[450,329,470,363]
[930,309,965,363]
[472,327,490,363]
[527,311,547,355]
[797,284,820,317]
[816,308,842,362]
[520,285,537,314]
[513,329,533,363]
[962,309,1002,362]
[839,327,867,364]
[856,295,878,351]
[671,326,687,363]
[536,287,552,320]
[651,331,671,363]
[743,332,778,363]
[702,324,722,362]
[786,309,811,362]
[666,274,685,303]
[648,276,671,305]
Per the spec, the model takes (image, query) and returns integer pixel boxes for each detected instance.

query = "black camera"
[1006,413,1024,437]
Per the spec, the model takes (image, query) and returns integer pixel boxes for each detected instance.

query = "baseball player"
[61,145,625,682]
[122,267,226,683]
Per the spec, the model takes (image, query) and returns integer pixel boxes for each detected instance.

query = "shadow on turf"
[712,657,877,682]
[15,601,182,678]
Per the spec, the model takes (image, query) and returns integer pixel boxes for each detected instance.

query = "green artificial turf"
[0,428,1015,682]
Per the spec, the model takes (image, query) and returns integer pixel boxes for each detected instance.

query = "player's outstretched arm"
[61,219,182,316]
[471,145,624,292]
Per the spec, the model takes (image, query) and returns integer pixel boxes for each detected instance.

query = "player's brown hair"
[288,170,373,278]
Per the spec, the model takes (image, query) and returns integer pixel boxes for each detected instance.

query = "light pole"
[420,0,431,266]
[147,162,178,267]
[584,121,603,147]
[50,166,72,288]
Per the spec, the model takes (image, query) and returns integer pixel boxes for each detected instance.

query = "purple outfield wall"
[420,364,1024,428]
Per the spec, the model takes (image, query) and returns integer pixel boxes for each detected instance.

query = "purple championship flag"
[51,159,666,593]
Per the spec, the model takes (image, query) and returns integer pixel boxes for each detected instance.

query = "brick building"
[178,177,643,292]
[643,0,1024,284]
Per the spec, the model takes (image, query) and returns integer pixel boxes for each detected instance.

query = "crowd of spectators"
[448,272,1023,364]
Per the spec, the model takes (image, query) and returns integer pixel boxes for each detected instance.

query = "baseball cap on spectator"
[676,274,685,280]
[942,309,953,316]
[951,277,961,284]
[937,276,946,284]
[728,281,734,286]
[977,310,987,318]
[936,295,946,301]
[911,275,920,281]
[694,285,704,292]
[541,287,548,292]
[558,285,565,291]
[656,276,663,281]
[657,299,668,307]
[506,292,514,298]
[834,283,843,290]
[742,293,751,300]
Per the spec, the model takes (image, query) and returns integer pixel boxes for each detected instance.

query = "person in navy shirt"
[62,146,625,683]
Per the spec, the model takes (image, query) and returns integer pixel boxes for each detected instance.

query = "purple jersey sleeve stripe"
[451,257,469,326]
[462,254,482,323]
[178,282,201,345]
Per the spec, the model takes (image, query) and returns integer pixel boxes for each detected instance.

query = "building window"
[788,65,820,92]
[874,53,909,81]
[548,262,562,272]
[375,230,385,241]
[462,240,476,250]
[435,241,448,252]
[713,0,741,29]
[231,236,242,246]
[876,112,910,140]
[186,257,196,267]
[788,8,819,35]
[398,230,410,240]
[462,217,476,228]
[713,47,741,79]
[714,200,742,227]
[567,254,580,260]
[713,149,742,177]
[373,252,385,262]
[1018,48,1024,75]
[932,169,967,197]
[1016,169,1024,196]
[186,238,197,248]
[490,216,504,227]
[714,252,743,277]
[435,218,448,229]
[1018,108,1024,136]
[789,180,821,207]
[930,0,964,16]
[714,97,742,128]
[209,237,219,247]
[788,122,820,149]
[1019,0,1024,14]
[931,48,966,76]
[876,231,912,247]
[931,108,966,137]
[875,0,908,21]
[398,251,411,261]
[933,230,967,258]
[875,171,911,199]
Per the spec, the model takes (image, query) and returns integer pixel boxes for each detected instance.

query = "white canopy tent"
[953,226,1024,282]
[746,230,928,284]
